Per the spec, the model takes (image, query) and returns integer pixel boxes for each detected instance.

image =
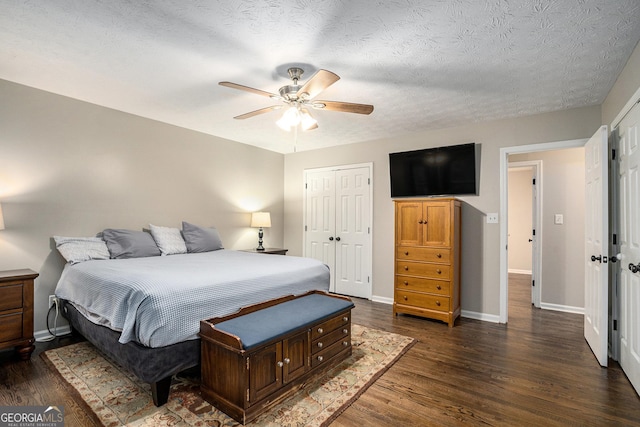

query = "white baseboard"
[371,295,393,305]
[540,302,584,315]
[508,269,532,275]
[461,310,501,323]
[34,325,72,342]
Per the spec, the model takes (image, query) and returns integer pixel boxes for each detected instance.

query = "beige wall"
[507,168,533,273]
[510,148,585,309]
[0,79,285,335]
[284,106,601,317]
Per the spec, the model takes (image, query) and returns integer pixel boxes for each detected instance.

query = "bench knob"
[343,316,349,322]
[317,342,323,348]
[317,327,323,334]
[317,356,324,362]
[343,329,348,334]
[343,341,349,346]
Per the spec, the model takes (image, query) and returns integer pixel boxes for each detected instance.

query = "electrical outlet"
[49,295,57,308]
[487,213,499,224]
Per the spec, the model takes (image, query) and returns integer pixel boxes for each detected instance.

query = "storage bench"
[199,290,354,424]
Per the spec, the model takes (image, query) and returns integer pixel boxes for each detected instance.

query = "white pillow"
[54,236,110,264]
[149,224,187,255]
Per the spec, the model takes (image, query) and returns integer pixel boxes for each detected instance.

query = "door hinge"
[368,227,370,234]
[532,229,536,236]
[247,388,250,402]
[611,149,616,160]
[368,276,370,283]
[532,280,535,287]
[613,319,618,331]
[305,182,308,189]
[305,225,307,232]
[612,234,617,245]
[532,178,536,185]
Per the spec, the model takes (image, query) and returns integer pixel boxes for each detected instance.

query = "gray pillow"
[102,229,161,259]
[53,236,111,264]
[181,221,224,253]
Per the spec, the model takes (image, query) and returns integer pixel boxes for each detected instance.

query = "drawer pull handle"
[277,361,284,367]
[343,316,349,322]
[437,253,442,258]
[343,328,348,334]
[437,285,442,290]
[343,341,349,347]
[317,342,323,348]
[436,300,441,306]
[436,269,442,274]
[403,296,408,301]
[317,328,323,334]
[404,251,409,256]
[284,358,290,364]
[317,356,324,362]
[404,266,409,271]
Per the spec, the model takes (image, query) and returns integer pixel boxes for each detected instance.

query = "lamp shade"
[251,212,271,228]
[0,203,4,230]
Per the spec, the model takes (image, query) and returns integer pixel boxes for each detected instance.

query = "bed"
[55,249,330,406]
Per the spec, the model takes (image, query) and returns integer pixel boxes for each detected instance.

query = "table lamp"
[250,212,271,251]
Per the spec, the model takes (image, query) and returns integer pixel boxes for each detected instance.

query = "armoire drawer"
[395,290,450,313]
[396,261,451,279]
[396,247,450,263]
[395,275,450,295]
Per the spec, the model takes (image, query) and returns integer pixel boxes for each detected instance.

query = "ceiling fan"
[219,67,374,131]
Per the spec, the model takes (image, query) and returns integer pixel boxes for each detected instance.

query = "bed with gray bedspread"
[55,250,330,406]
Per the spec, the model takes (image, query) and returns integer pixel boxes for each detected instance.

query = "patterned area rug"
[42,324,415,426]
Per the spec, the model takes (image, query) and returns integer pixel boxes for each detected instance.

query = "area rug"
[42,324,415,426]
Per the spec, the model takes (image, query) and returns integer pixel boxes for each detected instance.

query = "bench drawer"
[311,312,351,340]
[312,323,350,355]
[311,337,351,369]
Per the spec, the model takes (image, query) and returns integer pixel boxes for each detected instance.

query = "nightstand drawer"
[396,261,451,279]
[395,275,450,295]
[0,312,23,342]
[395,290,450,313]
[396,247,450,263]
[0,284,23,311]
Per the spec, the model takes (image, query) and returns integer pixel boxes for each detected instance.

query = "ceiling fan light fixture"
[276,106,299,131]
[300,109,318,131]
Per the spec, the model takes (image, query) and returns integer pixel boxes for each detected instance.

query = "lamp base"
[256,227,265,251]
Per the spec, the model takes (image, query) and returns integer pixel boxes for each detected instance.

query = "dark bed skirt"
[60,300,200,406]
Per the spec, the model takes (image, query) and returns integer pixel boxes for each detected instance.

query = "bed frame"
[61,300,199,406]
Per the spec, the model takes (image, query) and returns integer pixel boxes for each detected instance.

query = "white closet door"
[305,170,336,288]
[584,125,609,367]
[618,102,640,394]
[334,167,371,298]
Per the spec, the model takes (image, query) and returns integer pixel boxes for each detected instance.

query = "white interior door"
[334,167,371,298]
[617,102,640,394]
[531,167,540,308]
[305,170,336,289]
[584,125,609,367]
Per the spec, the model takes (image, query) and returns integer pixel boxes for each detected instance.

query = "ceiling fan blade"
[312,100,374,115]
[219,81,279,98]
[234,105,282,120]
[296,69,340,100]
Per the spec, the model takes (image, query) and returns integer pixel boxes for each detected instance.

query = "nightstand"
[0,269,39,360]
[241,248,288,255]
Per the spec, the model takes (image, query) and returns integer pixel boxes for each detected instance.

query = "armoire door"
[304,165,372,299]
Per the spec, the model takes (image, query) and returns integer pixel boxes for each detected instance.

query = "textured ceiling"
[1,1,639,154]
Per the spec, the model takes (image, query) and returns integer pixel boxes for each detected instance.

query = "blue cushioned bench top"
[214,293,354,350]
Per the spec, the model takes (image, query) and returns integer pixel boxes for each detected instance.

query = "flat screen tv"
[389,143,478,197]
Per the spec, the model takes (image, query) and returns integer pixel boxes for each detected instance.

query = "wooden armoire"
[393,198,461,327]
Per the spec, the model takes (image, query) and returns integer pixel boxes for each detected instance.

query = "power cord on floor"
[36,297,63,342]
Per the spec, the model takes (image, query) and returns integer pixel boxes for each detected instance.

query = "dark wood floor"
[1,274,639,426]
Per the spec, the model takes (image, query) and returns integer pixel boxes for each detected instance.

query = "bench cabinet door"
[249,341,282,404]
[283,330,309,383]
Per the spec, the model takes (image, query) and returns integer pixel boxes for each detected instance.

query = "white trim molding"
[371,295,394,305]
[461,310,500,323]
[540,303,584,315]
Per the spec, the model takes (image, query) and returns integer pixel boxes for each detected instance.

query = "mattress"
[54,250,330,347]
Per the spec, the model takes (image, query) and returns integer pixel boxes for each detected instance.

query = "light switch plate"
[554,214,564,225]
[487,213,499,224]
